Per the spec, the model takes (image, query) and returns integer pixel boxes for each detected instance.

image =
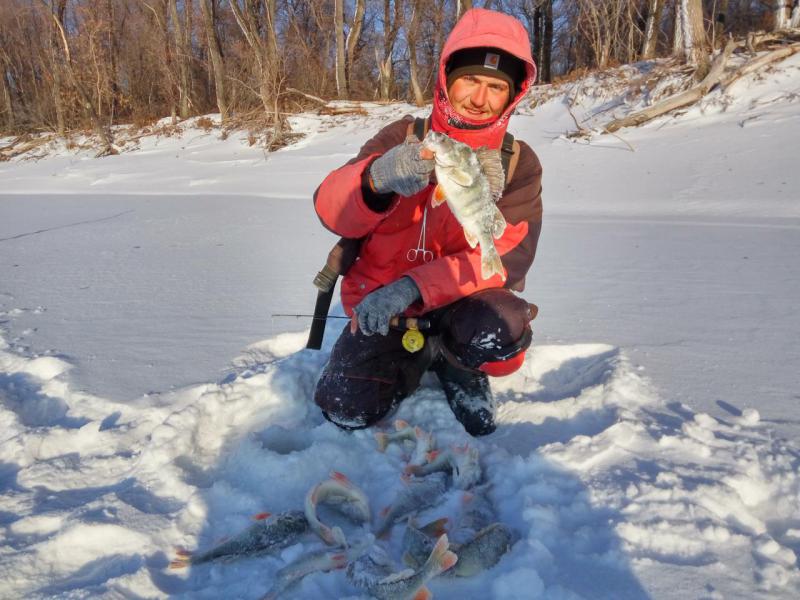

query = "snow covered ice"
[1,56,799,598]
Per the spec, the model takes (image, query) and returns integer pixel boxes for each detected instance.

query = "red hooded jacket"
[314,9,543,316]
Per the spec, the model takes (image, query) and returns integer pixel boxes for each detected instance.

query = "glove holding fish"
[421,131,508,282]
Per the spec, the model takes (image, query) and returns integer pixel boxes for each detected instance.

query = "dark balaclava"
[445,47,525,102]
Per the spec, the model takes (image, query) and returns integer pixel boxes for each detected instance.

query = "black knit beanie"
[446,47,525,100]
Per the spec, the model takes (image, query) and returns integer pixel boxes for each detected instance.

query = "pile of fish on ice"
[169,419,514,599]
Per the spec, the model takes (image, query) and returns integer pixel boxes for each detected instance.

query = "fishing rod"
[271,313,432,331]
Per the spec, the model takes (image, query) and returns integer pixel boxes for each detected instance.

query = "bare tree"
[377,0,403,100]
[407,0,425,106]
[773,0,791,30]
[39,0,116,153]
[167,0,192,118]
[334,0,346,99]
[678,0,710,78]
[0,46,14,130]
[538,0,553,83]
[672,0,683,56]
[199,0,228,121]
[229,0,287,145]
[576,0,627,70]
[712,0,729,49]
[345,0,365,95]
[641,0,665,59]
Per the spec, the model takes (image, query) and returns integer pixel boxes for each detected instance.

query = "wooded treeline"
[2,0,799,141]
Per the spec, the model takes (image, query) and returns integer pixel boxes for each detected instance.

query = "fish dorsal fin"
[476,146,505,203]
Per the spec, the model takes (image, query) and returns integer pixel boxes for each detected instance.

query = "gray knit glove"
[369,139,435,197]
[353,277,421,336]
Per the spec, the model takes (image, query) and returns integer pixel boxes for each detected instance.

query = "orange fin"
[375,432,389,452]
[331,471,352,486]
[420,517,449,537]
[441,550,458,571]
[252,512,271,521]
[412,586,432,600]
[432,185,447,207]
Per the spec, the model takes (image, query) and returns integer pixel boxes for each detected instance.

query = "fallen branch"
[317,104,368,116]
[0,134,54,161]
[721,42,800,90]
[284,87,328,106]
[603,39,736,133]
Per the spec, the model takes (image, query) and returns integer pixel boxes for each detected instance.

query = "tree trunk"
[541,0,553,83]
[456,0,472,20]
[773,0,790,30]
[672,0,683,57]
[50,0,67,137]
[641,0,664,59]
[680,0,710,79]
[106,0,121,121]
[713,0,729,49]
[334,0,346,99]
[1,65,14,131]
[229,0,287,147]
[168,0,191,118]
[345,0,365,95]
[792,0,800,28]
[407,0,424,106]
[378,0,402,100]
[199,0,228,122]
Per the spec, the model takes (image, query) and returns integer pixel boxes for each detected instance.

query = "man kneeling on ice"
[312,8,543,436]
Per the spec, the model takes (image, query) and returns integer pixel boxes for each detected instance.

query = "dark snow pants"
[314,289,534,430]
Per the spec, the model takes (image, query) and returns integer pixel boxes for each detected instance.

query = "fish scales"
[172,510,308,567]
[375,473,448,539]
[421,131,508,281]
[347,534,457,599]
[260,536,373,600]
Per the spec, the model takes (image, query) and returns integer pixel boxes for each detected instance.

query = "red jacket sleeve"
[313,116,414,238]
[405,142,543,312]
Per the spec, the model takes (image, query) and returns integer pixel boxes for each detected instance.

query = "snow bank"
[1,330,798,598]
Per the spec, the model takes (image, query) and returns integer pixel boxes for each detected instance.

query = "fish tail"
[374,432,390,452]
[423,534,458,578]
[480,248,506,281]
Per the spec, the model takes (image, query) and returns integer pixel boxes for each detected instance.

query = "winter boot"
[432,357,497,436]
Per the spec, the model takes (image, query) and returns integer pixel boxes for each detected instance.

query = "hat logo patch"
[484,52,500,70]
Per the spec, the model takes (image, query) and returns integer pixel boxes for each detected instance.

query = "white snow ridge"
[0,334,798,598]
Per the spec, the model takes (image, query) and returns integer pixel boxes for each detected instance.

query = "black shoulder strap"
[413,117,427,140]
[500,132,515,180]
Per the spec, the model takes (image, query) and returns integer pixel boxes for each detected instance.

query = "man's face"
[448,73,511,121]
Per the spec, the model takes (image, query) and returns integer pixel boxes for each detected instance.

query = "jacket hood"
[431,8,537,149]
